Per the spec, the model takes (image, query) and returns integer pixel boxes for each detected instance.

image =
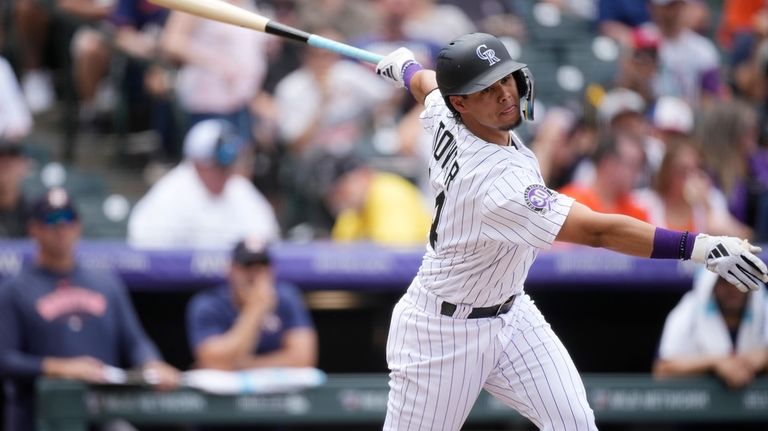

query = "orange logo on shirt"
[36,283,107,321]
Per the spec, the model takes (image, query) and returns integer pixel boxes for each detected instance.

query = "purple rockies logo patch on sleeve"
[524,184,554,214]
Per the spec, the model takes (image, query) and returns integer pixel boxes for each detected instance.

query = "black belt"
[440,295,517,319]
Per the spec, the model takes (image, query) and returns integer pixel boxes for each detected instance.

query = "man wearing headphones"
[127,119,280,249]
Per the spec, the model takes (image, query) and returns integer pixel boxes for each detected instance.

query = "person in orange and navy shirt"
[0,188,179,431]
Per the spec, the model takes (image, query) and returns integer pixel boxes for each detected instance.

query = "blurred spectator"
[578,87,662,187]
[0,188,180,430]
[650,95,693,147]
[127,119,279,249]
[295,0,378,40]
[597,87,648,137]
[310,152,431,245]
[597,0,651,47]
[615,26,661,107]
[559,131,649,221]
[402,0,476,46]
[274,27,394,231]
[530,107,594,190]
[111,0,179,161]
[717,0,767,50]
[0,56,34,141]
[441,0,526,40]
[0,141,31,238]
[274,27,394,158]
[541,0,596,21]
[186,238,317,370]
[162,0,269,141]
[357,0,441,71]
[634,140,751,238]
[71,0,181,162]
[70,18,115,128]
[13,0,56,113]
[726,4,768,103]
[654,271,768,389]
[0,57,32,237]
[51,0,119,127]
[648,0,723,104]
[695,100,768,241]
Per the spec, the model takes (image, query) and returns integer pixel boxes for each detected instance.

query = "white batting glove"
[691,234,768,292]
[376,47,419,88]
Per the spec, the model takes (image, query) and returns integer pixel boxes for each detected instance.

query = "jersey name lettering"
[433,121,460,190]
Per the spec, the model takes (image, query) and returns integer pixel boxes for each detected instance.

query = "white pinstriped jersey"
[416,90,575,307]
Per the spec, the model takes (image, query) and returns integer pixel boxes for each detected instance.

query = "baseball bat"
[148,0,384,64]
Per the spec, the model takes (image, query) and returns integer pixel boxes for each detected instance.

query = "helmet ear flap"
[513,67,535,121]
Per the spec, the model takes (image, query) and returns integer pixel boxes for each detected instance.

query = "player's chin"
[497,108,521,131]
[498,116,522,131]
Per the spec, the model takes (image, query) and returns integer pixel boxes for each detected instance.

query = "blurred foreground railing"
[37,374,768,430]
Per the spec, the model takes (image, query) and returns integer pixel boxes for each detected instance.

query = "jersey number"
[429,191,446,249]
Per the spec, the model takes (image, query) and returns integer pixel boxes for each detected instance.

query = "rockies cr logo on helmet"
[476,44,500,66]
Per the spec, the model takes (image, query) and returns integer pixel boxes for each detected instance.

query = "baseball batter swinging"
[374,33,768,430]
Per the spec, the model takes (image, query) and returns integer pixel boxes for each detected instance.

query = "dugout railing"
[37,374,768,430]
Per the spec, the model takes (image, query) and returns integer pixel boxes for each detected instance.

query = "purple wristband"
[650,227,697,260]
[403,61,424,93]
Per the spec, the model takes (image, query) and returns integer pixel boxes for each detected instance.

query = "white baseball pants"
[384,280,597,431]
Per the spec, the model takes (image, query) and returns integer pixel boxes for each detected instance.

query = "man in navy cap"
[186,237,317,370]
[0,187,180,430]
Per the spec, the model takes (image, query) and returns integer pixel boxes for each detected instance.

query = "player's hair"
[443,95,464,123]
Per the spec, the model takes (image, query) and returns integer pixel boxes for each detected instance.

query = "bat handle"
[307,35,384,64]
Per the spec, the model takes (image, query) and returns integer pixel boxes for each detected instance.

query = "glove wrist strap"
[650,227,697,260]
[403,61,423,93]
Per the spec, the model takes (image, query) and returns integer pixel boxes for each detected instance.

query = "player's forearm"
[238,329,318,369]
[238,349,315,368]
[195,308,267,370]
[557,203,654,257]
[0,352,44,378]
[652,356,721,377]
[409,70,438,105]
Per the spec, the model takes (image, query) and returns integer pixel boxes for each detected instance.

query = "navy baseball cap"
[31,187,79,225]
[232,238,271,266]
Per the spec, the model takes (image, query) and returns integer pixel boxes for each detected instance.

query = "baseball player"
[374,32,768,431]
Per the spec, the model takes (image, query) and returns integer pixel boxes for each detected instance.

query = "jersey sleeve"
[419,89,446,135]
[0,281,44,377]
[481,172,574,249]
[186,289,234,351]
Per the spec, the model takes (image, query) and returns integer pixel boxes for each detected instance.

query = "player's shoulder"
[276,282,304,304]
[189,285,233,314]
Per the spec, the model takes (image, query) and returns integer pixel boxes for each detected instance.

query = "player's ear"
[448,95,469,114]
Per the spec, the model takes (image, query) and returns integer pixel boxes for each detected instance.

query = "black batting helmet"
[436,33,535,120]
